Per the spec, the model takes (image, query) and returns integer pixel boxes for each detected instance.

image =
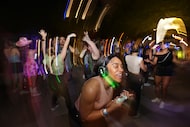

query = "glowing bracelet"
[102,108,108,117]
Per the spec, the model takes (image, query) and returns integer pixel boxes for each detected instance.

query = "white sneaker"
[82,74,85,79]
[144,82,151,86]
[51,104,59,111]
[151,97,161,103]
[20,90,30,95]
[159,101,165,109]
[31,92,41,97]
[148,76,154,80]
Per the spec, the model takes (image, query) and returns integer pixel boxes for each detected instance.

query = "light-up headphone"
[98,55,119,88]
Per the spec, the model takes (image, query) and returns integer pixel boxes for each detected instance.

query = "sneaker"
[31,92,41,97]
[51,104,59,111]
[82,74,85,79]
[148,76,154,80]
[151,97,161,103]
[20,90,30,95]
[159,101,165,109]
[144,82,151,86]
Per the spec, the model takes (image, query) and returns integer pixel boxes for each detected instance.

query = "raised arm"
[60,33,76,61]
[39,29,49,74]
[82,31,100,60]
[39,29,47,57]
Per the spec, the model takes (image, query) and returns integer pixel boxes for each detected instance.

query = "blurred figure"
[146,41,186,108]
[8,41,24,94]
[40,29,76,113]
[3,40,13,87]
[23,49,40,96]
[125,44,147,117]
[143,46,154,86]
[59,36,74,82]
[79,31,100,80]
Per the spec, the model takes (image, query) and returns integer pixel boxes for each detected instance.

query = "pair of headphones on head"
[98,57,108,77]
[98,56,119,88]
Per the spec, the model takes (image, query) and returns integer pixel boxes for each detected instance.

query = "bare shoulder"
[82,77,101,94]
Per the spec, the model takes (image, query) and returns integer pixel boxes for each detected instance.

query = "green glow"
[56,75,61,84]
[102,74,118,88]
[176,50,185,59]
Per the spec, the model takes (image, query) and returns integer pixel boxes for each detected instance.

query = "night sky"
[1,0,190,39]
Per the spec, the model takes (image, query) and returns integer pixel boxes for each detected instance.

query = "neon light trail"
[110,37,115,54]
[82,0,92,20]
[64,0,73,19]
[75,0,84,18]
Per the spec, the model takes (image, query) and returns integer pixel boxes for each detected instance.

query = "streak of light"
[64,0,73,19]
[82,0,92,20]
[75,0,84,18]
[95,4,110,32]
[110,37,115,54]
[118,32,124,47]
[104,39,108,56]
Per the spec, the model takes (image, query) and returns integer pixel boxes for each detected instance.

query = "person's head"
[159,41,170,50]
[59,36,65,46]
[94,54,124,87]
[131,45,139,53]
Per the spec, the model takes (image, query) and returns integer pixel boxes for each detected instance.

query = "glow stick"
[118,32,124,47]
[142,35,150,44]
[107,39,111,56]
[49,38,52,74]
[180,39,188,46]
[37,40,40,58]
[104,39,108,56]
[110,37,115,54]
[172,34,188,46]
[41,38,48,74]
[55,37,58,66]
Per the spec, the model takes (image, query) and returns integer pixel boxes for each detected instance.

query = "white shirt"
[125,55,143,74]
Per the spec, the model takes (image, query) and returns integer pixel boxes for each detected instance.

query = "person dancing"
[145,41,185,108]
[75,54,134,127]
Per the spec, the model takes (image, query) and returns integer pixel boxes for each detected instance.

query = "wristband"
[102,108,108,117]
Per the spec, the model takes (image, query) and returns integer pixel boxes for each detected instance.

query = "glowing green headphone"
[98,57,119,88]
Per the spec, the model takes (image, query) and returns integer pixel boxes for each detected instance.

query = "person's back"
[125,46,147,117]
[125,55,142,74]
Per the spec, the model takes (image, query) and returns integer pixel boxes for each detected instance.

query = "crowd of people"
[1,28,188,127]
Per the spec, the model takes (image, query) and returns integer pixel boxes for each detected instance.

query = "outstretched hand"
[39,29,47,39]
[67,33,76,38]
[82,31,91,42]
[120,90,134,98]
[84,31,88,36]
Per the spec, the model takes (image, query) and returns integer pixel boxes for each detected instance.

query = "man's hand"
[67,33,76,38]
[82,31,91,42]
[39,29,47,39]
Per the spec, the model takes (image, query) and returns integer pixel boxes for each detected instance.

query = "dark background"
[0,0,190,39]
